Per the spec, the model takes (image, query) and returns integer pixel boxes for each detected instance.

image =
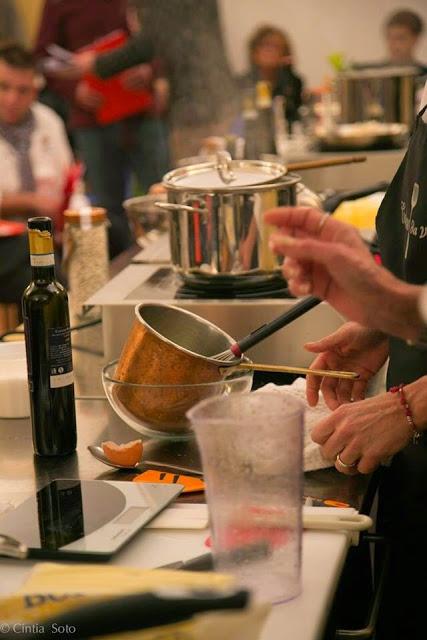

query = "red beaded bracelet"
[390,384,421,445]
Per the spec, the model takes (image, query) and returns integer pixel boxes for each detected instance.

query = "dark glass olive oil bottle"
[22,217,77,456]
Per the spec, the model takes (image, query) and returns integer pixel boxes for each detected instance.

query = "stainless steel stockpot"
[335,65,419,127]
[156,154,300,282]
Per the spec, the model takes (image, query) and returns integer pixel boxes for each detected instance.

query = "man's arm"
[1,192,61,220]
[94,35,155,79]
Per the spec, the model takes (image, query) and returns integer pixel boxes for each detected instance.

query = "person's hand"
[122,64,153,90]
[126,5,140,35]
[305,322,389,409]
[311,392,413,475]
[153,77,169,115]
[265,207,408,330]
[267,206,380,320]
[75,81,103,111]
[148,183,166,195]
[266,206,424,341]
[72,51,96,76]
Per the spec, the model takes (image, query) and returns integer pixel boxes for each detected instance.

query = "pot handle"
[154,202,205,214]
[216,150,236,184]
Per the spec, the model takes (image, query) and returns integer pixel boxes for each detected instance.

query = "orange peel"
[102,439,143,467]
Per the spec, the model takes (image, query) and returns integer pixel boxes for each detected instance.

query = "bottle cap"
[28,216,53,233]
[28,217,54,255]
[63,207,107,226]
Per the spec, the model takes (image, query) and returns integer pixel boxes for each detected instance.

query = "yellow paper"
[0,563,269,640]
[333,192,385,231]
[0,563,234,624]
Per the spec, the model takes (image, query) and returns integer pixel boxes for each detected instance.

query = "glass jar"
[63,207,109,318]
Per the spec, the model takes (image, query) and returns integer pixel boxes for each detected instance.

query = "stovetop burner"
[126,267,293,301]
[176,272,292,299]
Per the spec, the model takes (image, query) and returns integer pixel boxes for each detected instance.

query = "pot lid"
[338,65,418,79]
[163,152,286,191]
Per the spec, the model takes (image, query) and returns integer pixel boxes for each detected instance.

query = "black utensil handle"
[180,551,214,571]
[21,590,249,639]
[236,296,321,353]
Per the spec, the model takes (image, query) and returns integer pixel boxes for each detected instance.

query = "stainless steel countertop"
[0,321,371,510]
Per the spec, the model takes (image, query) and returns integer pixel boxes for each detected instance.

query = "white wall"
[218,0,427,87]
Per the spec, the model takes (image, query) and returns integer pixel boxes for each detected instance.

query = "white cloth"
[0,102,72,196]
[256,378,333,472]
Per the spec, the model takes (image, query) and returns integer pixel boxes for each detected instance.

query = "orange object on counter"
[102,439,143,466]
[133,470,205,494]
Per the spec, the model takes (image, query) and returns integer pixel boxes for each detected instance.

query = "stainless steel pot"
[315,121,408,151]
[335,65,419,127]
[156,153,299,282]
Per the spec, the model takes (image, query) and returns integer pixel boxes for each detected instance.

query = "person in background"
[0,0,24,44]
[384,9,427,75]
[0,43,72,306]
[238,25,304,131]
[74,0,236,163]
[34,0,169,258]
[266,70,427,634]
[69,4,170,149]
[131,0,236,163]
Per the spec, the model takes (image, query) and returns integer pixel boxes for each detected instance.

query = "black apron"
[375,103,427,640]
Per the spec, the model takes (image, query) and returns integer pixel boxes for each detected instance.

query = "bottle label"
[30,253,55,267]
[48,327,74,388]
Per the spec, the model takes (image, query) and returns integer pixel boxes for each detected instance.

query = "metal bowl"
[111,303,253,438]
[123,193,169,235]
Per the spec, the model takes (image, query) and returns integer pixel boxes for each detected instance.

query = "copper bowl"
[112,303,251,436]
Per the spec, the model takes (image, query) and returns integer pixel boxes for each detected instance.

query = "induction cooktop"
[0,479,182,561]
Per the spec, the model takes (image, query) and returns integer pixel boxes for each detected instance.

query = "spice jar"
[63,207,109,318]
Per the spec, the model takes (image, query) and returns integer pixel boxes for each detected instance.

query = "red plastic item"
[82,30,153,125]
[55,162,85,233]
[0,220,26,238]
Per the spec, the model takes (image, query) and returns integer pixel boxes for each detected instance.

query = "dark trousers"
[0,235,66,307]
[75,116,170,258]
[376,441,427,640]
[0,235,31,305]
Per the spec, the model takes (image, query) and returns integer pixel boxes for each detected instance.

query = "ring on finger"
[316,214,328,235]
[336,452,358,469]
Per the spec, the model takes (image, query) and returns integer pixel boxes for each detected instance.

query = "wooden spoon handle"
[287,155,366,172]
[236,362,359,380]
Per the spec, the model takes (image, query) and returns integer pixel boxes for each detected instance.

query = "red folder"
[82,30,153,125]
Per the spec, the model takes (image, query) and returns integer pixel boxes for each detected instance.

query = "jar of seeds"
[63,207,109,319]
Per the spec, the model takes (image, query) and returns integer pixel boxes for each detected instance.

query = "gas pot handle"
[216,150,236,184]
[154,202,206,214]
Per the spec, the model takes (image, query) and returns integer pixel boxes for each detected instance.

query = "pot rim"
[123,193,166,211]
[134,302,243,366]
[163,161,300,194]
